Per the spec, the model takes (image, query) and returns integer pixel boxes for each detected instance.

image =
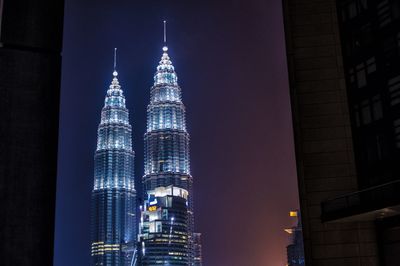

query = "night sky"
[54,1,299,265]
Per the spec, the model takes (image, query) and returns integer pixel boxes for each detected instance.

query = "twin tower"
[90,38,201,265]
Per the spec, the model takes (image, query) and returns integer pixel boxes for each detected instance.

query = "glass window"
[354,104,361,127]
[393,1,400,19]
[376,135,384,160]
[397,32,400,47]
[341,9,347,22]
[397,32,400,55]
[356,63,367,88]
[349,2,358,18]
[349,68,355,83]
[360,0,368,10]
[393,118,400,148]
[372,95,383,120]
[367,57,377,73]
[361,100,371,124]
[378,0,391,27]
[388,75,400,106]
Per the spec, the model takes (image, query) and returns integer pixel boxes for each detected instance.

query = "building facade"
[0,1,64,265]
[91,69,137,266]
[139,186,189,265]
[139,44,200,265]
[193,233,203,266]
[322,1,400,265]
[283,0,400,265]
[336,0,400,190]
[282,0,379,265]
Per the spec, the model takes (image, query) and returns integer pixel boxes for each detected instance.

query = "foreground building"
[283,0,400,265]
[323,1,400,264]
[91,65,137,265]
[0,1,64,265]
[139,40,200,264]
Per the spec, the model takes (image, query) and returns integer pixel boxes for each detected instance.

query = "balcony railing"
[321,179,400,222]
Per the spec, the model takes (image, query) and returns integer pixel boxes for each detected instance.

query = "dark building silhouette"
[0,0,64,265]
[335,0,400,190]
[284,0,400,265]
[283,0,379,265]
[322,1,400,265]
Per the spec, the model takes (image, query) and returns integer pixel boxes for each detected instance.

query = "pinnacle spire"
[163,20,167,44]
[113,48,118,77]
[163,20,168,52]
[153,21,178,86]
[108,48,122,94]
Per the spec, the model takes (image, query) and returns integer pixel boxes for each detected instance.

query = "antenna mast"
[114,47,117,71]
[163,20,167,44]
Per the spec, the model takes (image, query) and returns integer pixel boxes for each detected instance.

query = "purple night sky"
[54,1,299,265]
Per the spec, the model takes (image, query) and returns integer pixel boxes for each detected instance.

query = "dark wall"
[282,0,379,265]
[0,1,64,265]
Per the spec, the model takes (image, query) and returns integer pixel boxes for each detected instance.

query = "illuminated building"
[139,23,201,265]
[284,211,304,266]
[193,233,203,266]
[139,186,189,265]
[91,52,137,266]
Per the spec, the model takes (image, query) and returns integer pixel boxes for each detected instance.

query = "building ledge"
[321,180,400,222]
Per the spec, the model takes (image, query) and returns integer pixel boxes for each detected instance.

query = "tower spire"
[163,20,167,44]
[113,48,118,77]
[163,21,168,52]
[91,47,136,266]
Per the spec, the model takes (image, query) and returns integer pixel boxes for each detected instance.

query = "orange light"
[290,211,297,217]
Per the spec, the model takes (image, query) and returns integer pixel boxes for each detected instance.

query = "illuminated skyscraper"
[139,187,189,265]
[193,233,203,266]
[91,52,137,266]
[139,23,200,265]
[284,211,304,266]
